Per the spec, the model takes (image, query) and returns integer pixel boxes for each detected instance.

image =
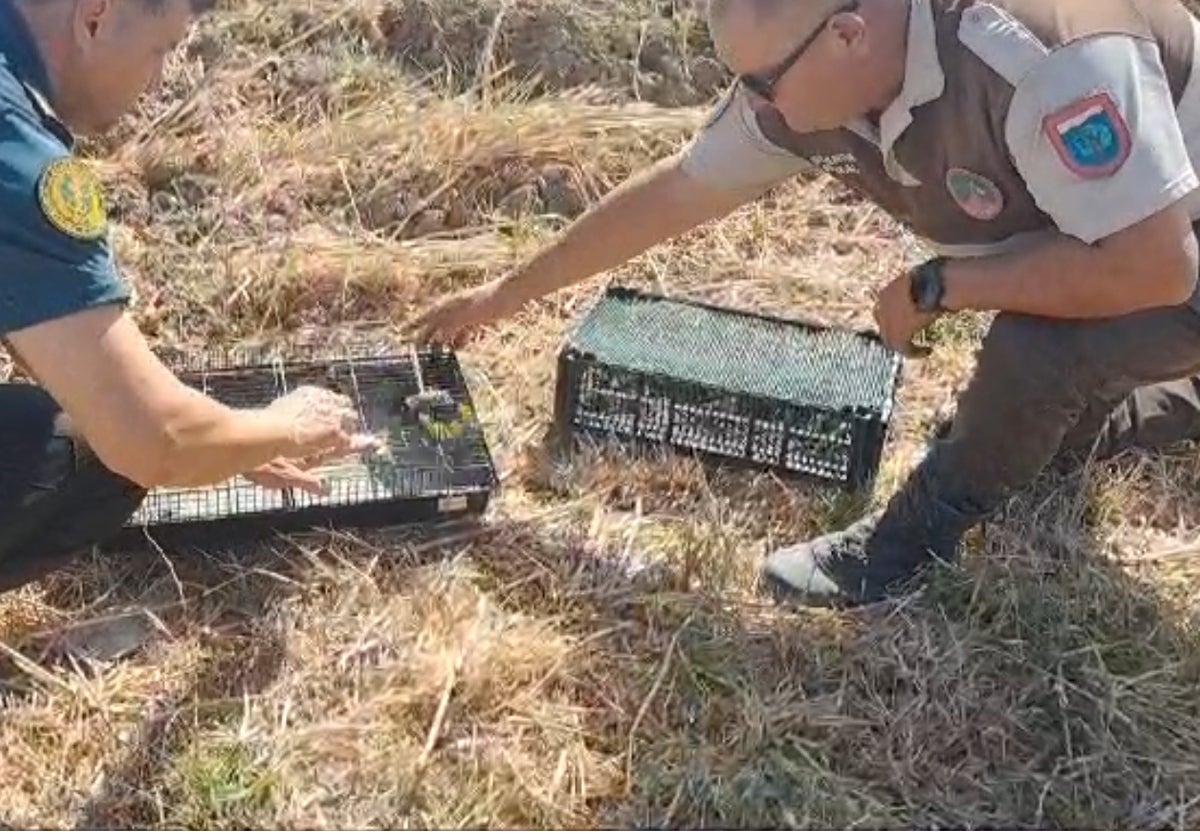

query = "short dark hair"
[140,0,219,12]
[20,0,217,12]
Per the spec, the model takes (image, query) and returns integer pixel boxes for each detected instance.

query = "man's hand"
[247,386,386,494]
[263,385,378,462]
[408,279,526,346]
[873,270,939,357]
[241,387,379,495]
[9,307,384,489]
[243,457,329,496]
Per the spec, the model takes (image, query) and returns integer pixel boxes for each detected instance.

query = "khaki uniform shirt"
[680,0,1200,260]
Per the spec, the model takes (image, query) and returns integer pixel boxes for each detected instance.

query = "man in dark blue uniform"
[0,0,376,592]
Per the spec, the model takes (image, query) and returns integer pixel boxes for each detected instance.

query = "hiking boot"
[762,473,978,607]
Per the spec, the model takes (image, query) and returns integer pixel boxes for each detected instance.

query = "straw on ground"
[2,0,1200,829]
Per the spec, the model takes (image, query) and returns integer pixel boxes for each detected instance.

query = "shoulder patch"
[37,156,107,240]
[1042,92,1131,179]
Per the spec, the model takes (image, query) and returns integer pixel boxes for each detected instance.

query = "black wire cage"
[552,286,904,493]
[105,341,498,550]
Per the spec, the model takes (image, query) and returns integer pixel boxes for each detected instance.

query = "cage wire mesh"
[555,287,903,490]
[125,342,496,533]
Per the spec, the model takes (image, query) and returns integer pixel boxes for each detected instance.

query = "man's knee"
[920,315,1098,505]
[0,384,145,584]
[957,315,1090,428]
[981,314,1085,377]
[0,459,145,592]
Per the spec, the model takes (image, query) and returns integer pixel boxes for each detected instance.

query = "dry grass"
[2,0,1200,829]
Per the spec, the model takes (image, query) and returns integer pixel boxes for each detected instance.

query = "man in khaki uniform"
[413,0,1200,607]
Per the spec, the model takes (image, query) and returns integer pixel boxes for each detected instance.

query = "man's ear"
[71,0,118,49]
[829,11,867,53]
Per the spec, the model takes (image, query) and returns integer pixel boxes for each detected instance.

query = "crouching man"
[413,0,1200,607]
[0,0,373,591]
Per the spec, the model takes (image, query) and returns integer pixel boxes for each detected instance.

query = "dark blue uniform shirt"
[0,0,128,336]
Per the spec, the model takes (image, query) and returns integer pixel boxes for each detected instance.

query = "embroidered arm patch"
[1004,34,1197,244]
[0,108,127,334]
[1042,92,1132,179]
[37,156,108,241]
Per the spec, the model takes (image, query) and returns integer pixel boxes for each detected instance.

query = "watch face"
[917,266,942,311]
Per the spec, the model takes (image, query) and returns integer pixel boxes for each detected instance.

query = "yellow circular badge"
[38,157,108,240]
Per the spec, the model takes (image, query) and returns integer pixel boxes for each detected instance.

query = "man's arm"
[8,306,333,489]
[498,83,811,302]
[413,84,809,341]
[942,199,1198,317]
[942,28,1200,318]
[0,110,365,490]
[490,151,769,305]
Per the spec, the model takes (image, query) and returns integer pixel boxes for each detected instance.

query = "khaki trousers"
[926,301,1200,519]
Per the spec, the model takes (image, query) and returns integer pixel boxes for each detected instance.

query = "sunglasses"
[737,0,860,102]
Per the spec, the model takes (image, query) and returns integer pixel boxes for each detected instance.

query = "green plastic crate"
[552,286,903,492]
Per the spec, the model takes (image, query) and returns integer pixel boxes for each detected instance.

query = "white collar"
[875,0,945,185]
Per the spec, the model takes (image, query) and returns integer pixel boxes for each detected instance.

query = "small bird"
[404,388,459,423]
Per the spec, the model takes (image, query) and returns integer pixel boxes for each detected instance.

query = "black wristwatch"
[909,257,948,313]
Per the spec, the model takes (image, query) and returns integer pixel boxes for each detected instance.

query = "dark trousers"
[0,384,147,593]
[925,301,1200,520]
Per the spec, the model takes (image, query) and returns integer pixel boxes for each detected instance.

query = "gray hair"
[707,0,794,26]
[20,0,217,12]
[136,0,218,12]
